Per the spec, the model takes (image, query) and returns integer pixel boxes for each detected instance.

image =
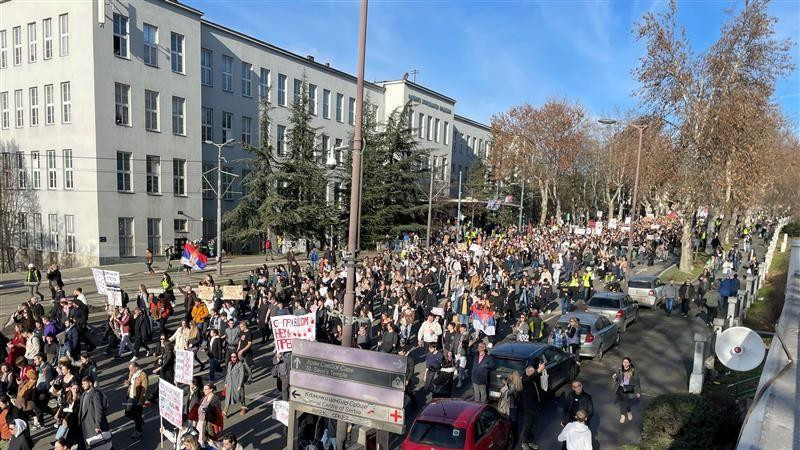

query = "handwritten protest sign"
[175,349,194,385]
[270,313,316,354]
[196,286,215,300]
[222,285,244,300]
[106,291,122,306]
[158,379,184,428]
[91,268,108,296]
[272,400,289,426]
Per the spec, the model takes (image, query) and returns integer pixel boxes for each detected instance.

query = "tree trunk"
[538,179,548,227]
[552,181,562,224]
[679,213,694,272]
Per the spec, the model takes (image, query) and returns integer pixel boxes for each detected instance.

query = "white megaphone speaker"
[714,326,766,372]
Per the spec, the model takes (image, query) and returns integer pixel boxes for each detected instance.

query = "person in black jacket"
[471,342,494,403]
[153,340,175,383]
[519,363,546,450]
[379,323,399,353]
[561,379,594,427]
[131,308,151,361]
[207,329,224,383]
[424,344,443,395]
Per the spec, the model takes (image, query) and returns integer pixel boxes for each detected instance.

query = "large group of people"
[0,214,778,450]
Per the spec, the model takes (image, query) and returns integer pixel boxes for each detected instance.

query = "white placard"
[103,270,121,291]
[272,400,289,426]
[574,228,586,236]
[174,349,194,385]
[158,379,184,428]
[431,307,444,317]
[91,268,108,296]
[270,313,317,354]
[609,219,618,229]
[106,290,122,306]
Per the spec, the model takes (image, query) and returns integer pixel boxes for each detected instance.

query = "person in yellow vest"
[581,268,593,301]
[568,273,581,302]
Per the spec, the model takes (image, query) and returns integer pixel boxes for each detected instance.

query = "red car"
[402,399,513,450]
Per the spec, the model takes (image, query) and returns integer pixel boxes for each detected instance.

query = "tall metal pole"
[626,125,645,282]
[456,170,462,243]
[216,144,223,275]
[426,154,435,248]
[518,181,525,230]
[337,0,368,448]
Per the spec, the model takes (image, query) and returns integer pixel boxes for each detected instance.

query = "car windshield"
[628,280,652,289]
[588,296,619,308]
[409,421,467,449]
[493,357,528,372]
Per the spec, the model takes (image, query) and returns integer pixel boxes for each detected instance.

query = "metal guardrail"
[727,375,761,401]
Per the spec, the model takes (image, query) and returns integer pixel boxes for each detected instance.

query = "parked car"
[584,292,639,332]
[548,312,620,361]
[487,342,578,401]
[626,274,664,308]
[402,399,513,450]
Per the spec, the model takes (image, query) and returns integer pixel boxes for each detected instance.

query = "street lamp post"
[599,118,647,283]
[204,138,235,275]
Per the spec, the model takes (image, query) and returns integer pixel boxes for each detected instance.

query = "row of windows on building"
[1,150,74,190]
[14,212,76,255]
[113,13,185,74]
[200,49,358,125]
[0,14,69,69]
[0,82,71,129]
[411,110,450,146]
[454,131,489,159]
[114,82,186,135]
[116,153,188,196]
[119,217,189,257]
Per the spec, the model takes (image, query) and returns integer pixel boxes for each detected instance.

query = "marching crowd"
[0,215,777,450]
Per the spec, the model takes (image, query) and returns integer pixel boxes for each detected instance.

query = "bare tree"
[0,141,42,273]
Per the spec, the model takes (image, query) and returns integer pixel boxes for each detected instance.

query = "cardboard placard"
[91,268,108,296]
[222,285,244,300]
[270,313,316,354]
[174,349,194,385]
[196,286,215,301]
[158,379,184,428]
[272,400,289,426]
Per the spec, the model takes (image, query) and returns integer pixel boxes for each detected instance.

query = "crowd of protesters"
[0,214,778,450]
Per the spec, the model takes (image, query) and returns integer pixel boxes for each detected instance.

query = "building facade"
[0,0,491,268]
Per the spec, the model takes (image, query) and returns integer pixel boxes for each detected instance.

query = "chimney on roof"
[306,55,314,62]
[325,62,330,67]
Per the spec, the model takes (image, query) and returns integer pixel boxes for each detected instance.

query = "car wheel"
[621,320,627,333]
[596,344,604,361]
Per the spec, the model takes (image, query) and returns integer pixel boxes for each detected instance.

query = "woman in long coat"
[223,352,251,416]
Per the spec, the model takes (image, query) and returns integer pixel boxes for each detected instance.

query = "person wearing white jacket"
[557,409,592,450]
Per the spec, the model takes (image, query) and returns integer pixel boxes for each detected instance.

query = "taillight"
[616,309,625,319]
[584,332,595,343]
[648,289,655,296]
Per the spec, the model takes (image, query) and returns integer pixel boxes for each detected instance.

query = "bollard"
[781,233,788,252]
[713,318,725,335]
[738,289,749,319]
[727,297,738,327]
[689,332,708,394]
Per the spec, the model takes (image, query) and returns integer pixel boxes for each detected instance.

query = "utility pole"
[336,0,368,448]
[426,154,435,248]
[204,138,234,275]
[456,170,462,243]
[518,181,525,230]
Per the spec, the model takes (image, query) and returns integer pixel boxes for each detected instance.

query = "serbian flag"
[471,304,496,336]
[181,242,207,270]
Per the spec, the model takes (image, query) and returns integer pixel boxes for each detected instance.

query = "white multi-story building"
[0,0,491,268]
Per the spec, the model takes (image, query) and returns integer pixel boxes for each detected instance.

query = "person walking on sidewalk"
[678,280,695,318]
[703,282,722,326]
[612,357,641,424]
[663,279,678,316]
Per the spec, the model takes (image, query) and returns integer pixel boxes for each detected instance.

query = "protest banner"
[175,349,194,385]
[158,379,184,428]
[222,285,244,300]
[106,291,122,306]
[103,270,121,291]
[272,400,289,426]
[608,218,618,229]
[431,307,444,317]
[270,313,316,354]
[196,286,215,300]
[91,268,108,296]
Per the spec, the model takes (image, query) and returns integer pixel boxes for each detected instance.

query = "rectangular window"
[147,218,161,252]
[335,93,343,122]
[112,13,128,58]
[0,30,6,68]
[33,213,43,250]
[116,151,132,192]
[201,107,213,141]
[18,213,28,249]
[171,96,185,135]
[173,158,186,196]
[222,168,234,200]
[143,23,158,66]
[321,134,330,164]
[201,48,212,86]
[14,89,23,127]
[241,116,252,145]
[426,116,432,141]
[43,18,52,60]
[1,153,10,188]
[259,68,270,101]
[62,149,73,189]
[60,82,70,123]
[44,84,54,125]
[308,84,317,115]
[118,217,134,257]
[418,113,424,138]
[434,118,440,143]
[443,121,449,145]
[49,214,59,251]
[15,152,26,189]
[348,97,355,125]
[114,82,130,126]
[59,14,68,56]
[441,156,447,180]
[27,23,36,63]
[222,55,233,92]
[334,138,343,166]
[221,111,232,141]
[65,215,75,254]
[145,90,159,131]
[202,163,214,199]
[46,149,57,189]
[276,124,286,157]
[30,87,41,127]
[241,62,252,97]
[322,89,331,119]
[174,218,188,233]
[146,155,160,194]
[12,27,21,66]
[0,92,7,129]
[31,151,40,189]
[293,79,302,105]
[277,73,287,106]
[170,32,184,73]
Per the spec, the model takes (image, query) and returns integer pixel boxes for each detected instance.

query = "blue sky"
[194,0,799,128]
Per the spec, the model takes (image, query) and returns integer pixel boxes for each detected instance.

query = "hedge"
[640,393,722,450]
